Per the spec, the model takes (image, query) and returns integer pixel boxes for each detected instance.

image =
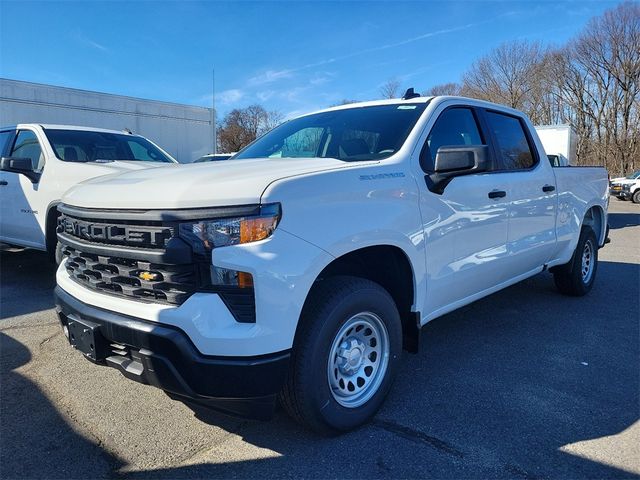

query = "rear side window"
[422,108,483,171]
[485,112,536,170]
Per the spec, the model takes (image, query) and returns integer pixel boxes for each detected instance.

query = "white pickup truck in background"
[53,95,609,434]
[610,170,640,203]
[0,124,177,261]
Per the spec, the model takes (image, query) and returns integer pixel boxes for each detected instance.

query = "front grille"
[57,205,257,322]
[62,245,196,305]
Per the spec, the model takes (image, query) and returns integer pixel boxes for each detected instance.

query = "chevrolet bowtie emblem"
[138,271,159,281]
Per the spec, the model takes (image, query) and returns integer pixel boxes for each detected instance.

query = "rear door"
[482,110,557,277]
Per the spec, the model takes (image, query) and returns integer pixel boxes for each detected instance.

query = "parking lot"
[1,199,638,479]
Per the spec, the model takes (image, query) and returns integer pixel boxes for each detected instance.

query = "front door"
[418,106,511,318]
[0,129,47,247]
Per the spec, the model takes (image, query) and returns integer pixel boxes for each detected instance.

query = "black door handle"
[488,190,507,199]
[0,180,7,186]
[542,184,555,193]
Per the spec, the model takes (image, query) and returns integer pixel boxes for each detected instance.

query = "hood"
[611,177,638,185]
[58,159,170,179]
[84,160,173,171]
[62,157,355,209]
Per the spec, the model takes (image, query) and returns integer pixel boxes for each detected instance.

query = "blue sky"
[0,1,618,118]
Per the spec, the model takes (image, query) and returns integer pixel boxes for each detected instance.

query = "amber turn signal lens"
[240,216,279,244]
[237,271,254,288]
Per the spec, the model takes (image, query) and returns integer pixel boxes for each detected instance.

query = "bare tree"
[550,1,640,173]
[379,78,401,99]
[330,99,359,107]
[462,40,549,119]
[217,105,283,153]
[423,82,462,96]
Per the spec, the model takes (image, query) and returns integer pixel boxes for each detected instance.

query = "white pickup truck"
[53,95,609,433]
[0,124,177,261]
[610,170,640,203]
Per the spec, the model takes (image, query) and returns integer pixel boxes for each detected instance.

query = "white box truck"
[535,124,577,167]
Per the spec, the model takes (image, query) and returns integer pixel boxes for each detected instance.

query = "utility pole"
[212,68,217,154]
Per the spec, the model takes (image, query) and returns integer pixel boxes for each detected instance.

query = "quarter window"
[423,108,483,171]
[11,130,44,172]
[485,111,536,170]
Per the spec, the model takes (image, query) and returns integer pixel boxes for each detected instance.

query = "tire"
[632,190,640,204]
[54,240,64,265]
[553,227,598,296]
[280,276,402,434]
[616,196,627,201]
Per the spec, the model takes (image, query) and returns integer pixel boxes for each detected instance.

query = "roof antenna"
[123,128,133,134]
[402,88,420,100]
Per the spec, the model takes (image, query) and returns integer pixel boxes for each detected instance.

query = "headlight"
[178,203,281,255]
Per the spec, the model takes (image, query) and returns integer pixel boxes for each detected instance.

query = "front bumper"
[610,188,630,198]
[55,286,290,419]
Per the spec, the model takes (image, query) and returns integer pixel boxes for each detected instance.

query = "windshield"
[44,129,176,163]
[235,103,428,162]
[626,170,640,179]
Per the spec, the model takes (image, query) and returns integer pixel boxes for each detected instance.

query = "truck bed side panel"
[549,167,609,266]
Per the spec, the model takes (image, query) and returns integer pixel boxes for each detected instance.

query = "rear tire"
[553,227,598,296]
[280,276,402,434]
[632,190,640,204]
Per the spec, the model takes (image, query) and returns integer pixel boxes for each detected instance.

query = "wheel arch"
[581,204,606,247]
[45,201,61,257]
[299,244,420,353]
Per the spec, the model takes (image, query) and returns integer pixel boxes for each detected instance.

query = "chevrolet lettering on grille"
[58,216,172,248]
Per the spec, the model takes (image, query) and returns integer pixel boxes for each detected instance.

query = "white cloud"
[216,89,244,105]
[73,31,109,52]
[247,69,294,86]
[256,90,276,102]
[270,12,519,75]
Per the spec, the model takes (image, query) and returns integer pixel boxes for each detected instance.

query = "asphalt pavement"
[1,199,638,479]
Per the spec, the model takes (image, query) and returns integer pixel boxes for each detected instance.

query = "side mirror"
[426,145,488,194]
[0,157,41,183]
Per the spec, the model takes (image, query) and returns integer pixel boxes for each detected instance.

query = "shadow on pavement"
[608,211,640,230]
[118,260,639,479]
[0,248,57,320]
[0,332,125,479]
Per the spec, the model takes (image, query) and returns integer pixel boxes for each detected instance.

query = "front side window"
[11,130,44,172]
[0,130,13,156]
[422,107,483,171]
[235,103,428,162]
[485,112,536,170]
[43,129,175,163]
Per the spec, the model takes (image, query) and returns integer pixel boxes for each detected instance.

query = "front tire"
[48,239,64,265]
[553,227,598,296]
[632,190,640,204]
[280,276,402,434]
